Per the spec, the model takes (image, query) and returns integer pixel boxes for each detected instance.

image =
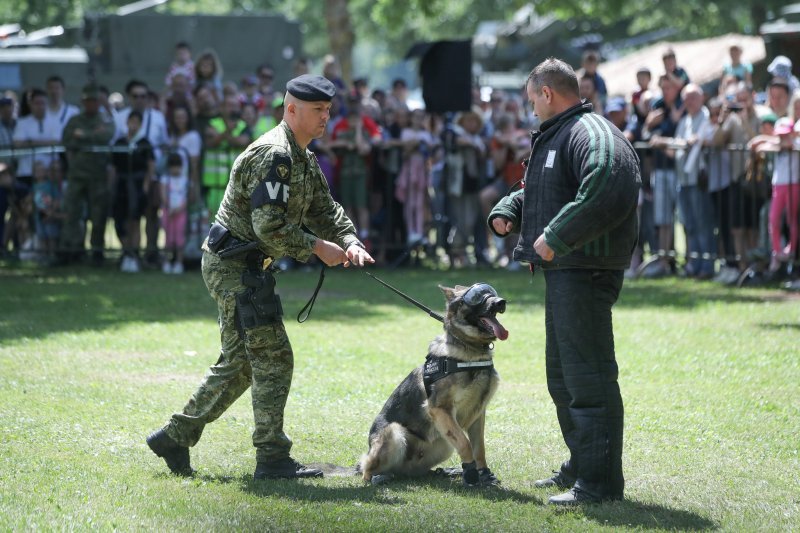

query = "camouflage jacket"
[61,112,114,178]
[215,121,360,262]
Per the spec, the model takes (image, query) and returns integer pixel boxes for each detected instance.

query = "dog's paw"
[461,461,480,487]
[478,467,501,487]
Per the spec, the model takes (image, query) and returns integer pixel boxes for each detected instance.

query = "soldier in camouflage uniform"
[147,75,374,480]
[59,83,115,265]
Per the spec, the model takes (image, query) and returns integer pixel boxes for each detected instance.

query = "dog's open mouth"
[479,314,509,341]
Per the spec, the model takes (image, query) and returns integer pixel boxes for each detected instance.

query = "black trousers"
[543,268,625,498]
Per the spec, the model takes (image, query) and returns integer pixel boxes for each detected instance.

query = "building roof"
[597,33,766,98]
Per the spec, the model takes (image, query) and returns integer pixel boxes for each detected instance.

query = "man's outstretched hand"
[344,244,375,268]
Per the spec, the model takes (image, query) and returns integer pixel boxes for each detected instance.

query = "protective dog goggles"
[462,283,500,306]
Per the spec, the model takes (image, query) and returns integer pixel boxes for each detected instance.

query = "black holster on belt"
[207,221,259,258]
[235,255,283,331]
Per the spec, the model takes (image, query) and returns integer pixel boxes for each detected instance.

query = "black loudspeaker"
[406,40,472,113]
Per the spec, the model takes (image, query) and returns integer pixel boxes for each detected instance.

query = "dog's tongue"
[481,317,509,341]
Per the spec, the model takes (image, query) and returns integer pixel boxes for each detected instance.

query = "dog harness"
[422,354,494,397]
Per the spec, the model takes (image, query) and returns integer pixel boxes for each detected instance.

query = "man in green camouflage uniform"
[59,83,114,265]
[147,75,374,479]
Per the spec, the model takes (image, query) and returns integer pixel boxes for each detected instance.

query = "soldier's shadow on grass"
[579,499,717,530]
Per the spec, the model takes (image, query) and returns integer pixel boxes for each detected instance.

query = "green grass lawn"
[1,263,798,531]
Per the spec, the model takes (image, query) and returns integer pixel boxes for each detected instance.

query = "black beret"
[286,74,336,102]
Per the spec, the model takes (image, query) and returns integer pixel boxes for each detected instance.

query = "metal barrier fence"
[1,141,799,279]
[630,142,799,282]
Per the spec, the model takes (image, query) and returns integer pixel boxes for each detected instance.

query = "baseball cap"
[606,97,626,114]
[760,112,778,125]
[773,117,795,135]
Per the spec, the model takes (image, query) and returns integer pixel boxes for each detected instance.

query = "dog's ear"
[439,285,457,303]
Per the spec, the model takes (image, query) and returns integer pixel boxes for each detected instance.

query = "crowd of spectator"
[0,41,798,286]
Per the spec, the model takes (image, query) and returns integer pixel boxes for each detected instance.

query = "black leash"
[364,271,444,323]
[297,264,326,323]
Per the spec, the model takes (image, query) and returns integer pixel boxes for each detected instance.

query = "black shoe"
[254,458,323,480]
[534,469,576,489]
[146,429,193,476]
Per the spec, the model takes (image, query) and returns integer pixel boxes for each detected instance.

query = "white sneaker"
[162,261,173,274]
[120,255,131,273]
[713,266,732,284]
[128,256,140,273]
[172,261,184,274]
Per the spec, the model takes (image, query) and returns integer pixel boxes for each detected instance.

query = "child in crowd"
[165,41,195,88]
[112,110,155,273]
[395,108,435,245]
[762,118,800,272]
[722,44,753,86]
[32,161,63,262]
[160,152,189,274]
[239,75,266,114]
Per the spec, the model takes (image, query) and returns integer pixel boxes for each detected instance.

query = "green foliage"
[1,265,799,530]
[532,0,786,39]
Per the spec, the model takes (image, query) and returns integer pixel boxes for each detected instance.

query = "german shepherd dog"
[360,283,508,486]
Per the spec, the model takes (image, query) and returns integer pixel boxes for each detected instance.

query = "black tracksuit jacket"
[489,102,641,270]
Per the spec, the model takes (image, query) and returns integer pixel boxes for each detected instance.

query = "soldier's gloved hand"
[344,244,375,268]
[313,238,348,266]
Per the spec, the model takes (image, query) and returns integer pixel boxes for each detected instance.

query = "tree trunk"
[323,0,355,86]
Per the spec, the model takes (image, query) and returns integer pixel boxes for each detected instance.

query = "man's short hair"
[175,41,190,50]
[527,58,579,97]
[29,88,47,101]
[46,75,65,87]
[125,79,148,95]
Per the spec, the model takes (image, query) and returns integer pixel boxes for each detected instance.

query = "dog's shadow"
[191,468,539,505]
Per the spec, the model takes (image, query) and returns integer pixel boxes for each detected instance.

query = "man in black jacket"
[488,58,640,505]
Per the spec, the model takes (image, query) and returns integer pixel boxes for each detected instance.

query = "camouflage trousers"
[60,173,109,253]
[164,250,294,463]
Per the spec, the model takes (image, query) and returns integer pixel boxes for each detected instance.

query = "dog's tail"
[360,422,407,482]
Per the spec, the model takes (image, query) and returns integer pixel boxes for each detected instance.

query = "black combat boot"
[146,429,193,476]
[253,458,323,480]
